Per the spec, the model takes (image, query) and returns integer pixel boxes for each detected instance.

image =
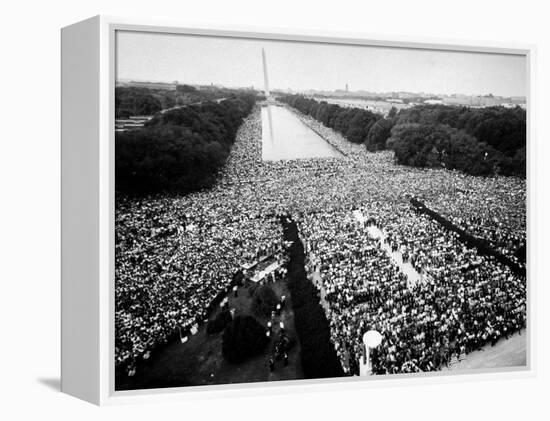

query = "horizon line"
[115,78,526,99]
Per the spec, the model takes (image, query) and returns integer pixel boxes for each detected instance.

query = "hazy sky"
[116,31,526,97]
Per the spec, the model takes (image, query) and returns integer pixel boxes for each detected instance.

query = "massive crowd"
[302,205,525,374]
[115,195,284,369]
[426,185,526,266]
[116,102,526,376]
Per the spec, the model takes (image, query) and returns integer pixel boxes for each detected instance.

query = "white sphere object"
[363,330,382,348]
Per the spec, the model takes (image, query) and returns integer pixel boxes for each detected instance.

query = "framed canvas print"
[61,16,533,405]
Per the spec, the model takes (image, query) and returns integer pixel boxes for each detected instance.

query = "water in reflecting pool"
[261,105,343,161]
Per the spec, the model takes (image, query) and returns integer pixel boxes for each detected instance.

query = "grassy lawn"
[116,279,304,390]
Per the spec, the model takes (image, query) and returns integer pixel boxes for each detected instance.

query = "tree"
[388,123,499,176]
[395,104,526,160]
[441,131,493,175]
[115,94,258,195]
[115,87,162,118]
[365,118,394,151]
[345,110,379,144]
[279,95,526,177]
[389,123,440,167]
[251,284,278,318]
[176,84,197,93]
[207,310,233,334]
[222,315,269,363]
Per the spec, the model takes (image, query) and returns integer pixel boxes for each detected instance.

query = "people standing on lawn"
[115,104,526,378]
[299,204,525,375]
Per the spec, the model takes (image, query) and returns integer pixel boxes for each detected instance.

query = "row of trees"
[115,85,254,118]
[115,93,258,195]
[115,87,163,118]
[389,105,526,176]
[278,95,382,145]
[394,104,526,157]
[388,123,526,176]
[280,95,526,177]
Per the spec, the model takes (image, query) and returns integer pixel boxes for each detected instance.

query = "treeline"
[115,93,258,195]
[389,105,526,176]
[278,95,382,145]
[389,123,517,176]
[280,95,526,177]
[394,104,526,156]
[281,216,345,379]
[115,85,256,118]
[115,87,163,118]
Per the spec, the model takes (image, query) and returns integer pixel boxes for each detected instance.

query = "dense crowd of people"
[426,185,526,265]
[116,102,526,376]
[115,195,284,369]
[301,204,525,374]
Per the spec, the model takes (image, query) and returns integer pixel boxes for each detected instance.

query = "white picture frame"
[61,15,535,405]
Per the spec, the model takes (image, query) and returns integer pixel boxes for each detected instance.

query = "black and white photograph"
[114,30,527,391]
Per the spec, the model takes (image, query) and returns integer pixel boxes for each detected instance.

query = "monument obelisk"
[262,48,271,99]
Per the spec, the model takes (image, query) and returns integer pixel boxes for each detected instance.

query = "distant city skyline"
[116,31,527,98]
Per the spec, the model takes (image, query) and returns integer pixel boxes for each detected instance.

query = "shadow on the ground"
[116,278,304,391]
[37,377,60,392]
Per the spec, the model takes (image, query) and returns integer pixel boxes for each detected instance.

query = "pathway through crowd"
[353,210,422,288]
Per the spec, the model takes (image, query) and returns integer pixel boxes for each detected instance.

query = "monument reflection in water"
[261,105,343,161]
[260,48,342,161]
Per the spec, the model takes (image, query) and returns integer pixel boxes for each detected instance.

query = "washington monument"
[262,48,271,98]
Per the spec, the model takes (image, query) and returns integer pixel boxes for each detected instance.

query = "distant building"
[510,96,526,105]
[397,92,417,99]
[115,115,153,132]
[197,83,222,91]
[442,96,475,106]
[125,81,177,91]
[424,99,444,105]
[477,95,501,107]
